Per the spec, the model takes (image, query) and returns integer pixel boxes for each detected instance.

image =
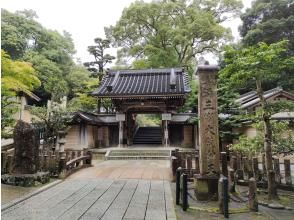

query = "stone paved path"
[2,160,176,220]
[69,160,172,181]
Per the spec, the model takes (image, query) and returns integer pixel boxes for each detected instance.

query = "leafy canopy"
[105,0,242,68]
[220,40,294,90]
[1,50,41,137]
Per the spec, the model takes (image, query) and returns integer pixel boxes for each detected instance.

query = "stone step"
[133,127,162,145]
[105,149,171,160]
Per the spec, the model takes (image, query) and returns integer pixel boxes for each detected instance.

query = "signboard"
[116,113,125,121]
[162,113,171,121]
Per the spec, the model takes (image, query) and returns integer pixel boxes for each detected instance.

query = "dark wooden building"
[64,68,198,149]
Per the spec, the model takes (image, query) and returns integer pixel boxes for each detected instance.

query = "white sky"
[1,0,253,65]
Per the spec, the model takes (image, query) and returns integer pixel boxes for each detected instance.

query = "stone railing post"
[249,177,258,212]
[273,157,281,184]
[182,173,188,211]
[58,130,67,178]
[221,152,228,177]
[252,157,260,181]
[176,167,182,205]
[218,176,229,218]
[284,159,292,186]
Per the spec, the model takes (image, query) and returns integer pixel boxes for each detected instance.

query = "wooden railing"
[171,149,294,190]
[171,149,199,180]
[1,147,92,178]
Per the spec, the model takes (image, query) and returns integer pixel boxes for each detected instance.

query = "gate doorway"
[133,114,162,145]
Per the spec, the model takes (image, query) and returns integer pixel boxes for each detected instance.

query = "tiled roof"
[237,87,294,109]
[71,112,117,125]
[92,68,190,98]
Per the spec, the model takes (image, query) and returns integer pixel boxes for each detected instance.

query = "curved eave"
[92,92,189,99]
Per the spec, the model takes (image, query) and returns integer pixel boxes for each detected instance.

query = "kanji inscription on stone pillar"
[197,65,220,176]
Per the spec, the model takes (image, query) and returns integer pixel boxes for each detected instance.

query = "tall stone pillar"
[194,64,220,201]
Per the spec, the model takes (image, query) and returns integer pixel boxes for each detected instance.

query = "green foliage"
[239,0,294,91]
[240,0,294,50]
[1,50,41,137]
[230,121,294,156]
[221,40,294,157]
[105,0,242,67]
[229,135,263,156]
[84,37,115,79]
[217,82,242,142]
[220,40,294,90]
[179,75,198,112]
[30,103,71,149]
[67,66,98,112]
[136,114,161,127]
[1,9,79,103]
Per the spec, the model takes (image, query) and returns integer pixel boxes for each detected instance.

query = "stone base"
[194,174,219,201]
[1,172,50,187]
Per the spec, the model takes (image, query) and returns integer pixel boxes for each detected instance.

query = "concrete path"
[2,160,176,220]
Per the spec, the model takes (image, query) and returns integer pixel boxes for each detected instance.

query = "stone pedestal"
[194,174,219,201]
[195,64,220,200]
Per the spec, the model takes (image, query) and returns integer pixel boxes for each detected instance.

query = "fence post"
[223,177,229,218]
[221,152,228,177]
[229,168,235,193]
[85,150,92,165]
[176,167,182,205]
[182,173,188,211]
[171,156,178,181]
[218,176,229,218]
[273,158,281,184]
[187,155,192,170]
[58,151,66,178]
[1,152,7,174]
[242,157,247,179]
[43,152,48,171]
[249,177,258,212]
[195,155,200,174]
[252,157,260,181]
[230,156,237,171]
[236,153,243,180]
[181,154,186,169]
[284,159,292,186]
[248,158,254,178]
[7,155,13,174]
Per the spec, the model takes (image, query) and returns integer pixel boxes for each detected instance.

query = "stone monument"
[194,64,220,200]
[1,120,50,186]
[13,120,39,174]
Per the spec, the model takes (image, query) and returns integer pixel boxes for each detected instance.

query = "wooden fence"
[1,147,92,178]
[171,149,293,189]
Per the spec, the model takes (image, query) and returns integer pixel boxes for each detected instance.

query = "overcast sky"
[2,0,253,65]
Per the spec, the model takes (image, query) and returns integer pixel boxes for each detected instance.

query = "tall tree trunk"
[256,79,277,200]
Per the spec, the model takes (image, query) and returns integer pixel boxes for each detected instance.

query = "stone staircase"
[133,127,162,145]
[105,149,171,160]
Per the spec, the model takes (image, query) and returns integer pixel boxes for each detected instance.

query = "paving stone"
[80,180,126,220]
[2,161,177,220]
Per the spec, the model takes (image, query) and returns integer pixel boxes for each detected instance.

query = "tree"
[1,50,41,137]
[30,103,71,151]
[105,0,242,68]
[67,66,98,112]
[2,9,77,103]
[239,0,294,91]
[84,38,115,79]
[219,40,294,200]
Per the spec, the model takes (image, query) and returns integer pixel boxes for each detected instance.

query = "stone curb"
[1,179,62,211]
